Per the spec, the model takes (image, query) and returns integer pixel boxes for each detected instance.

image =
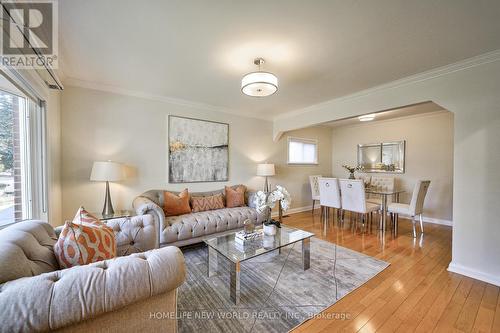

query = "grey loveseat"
[0,217,186,333]
[133,185,268,247]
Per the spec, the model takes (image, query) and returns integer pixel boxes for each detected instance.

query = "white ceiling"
[59,0,500,119]
[322,102,446,128]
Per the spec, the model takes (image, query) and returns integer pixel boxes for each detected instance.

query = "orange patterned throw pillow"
[225,185,246,208]
[54,207,116,269]
[164,189,191,216]
[191,193,225,213]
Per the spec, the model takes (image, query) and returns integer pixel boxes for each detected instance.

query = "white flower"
[254,190,269,213]
[268,191,282,203]
[275,185,291,212]
[252,186,292,213]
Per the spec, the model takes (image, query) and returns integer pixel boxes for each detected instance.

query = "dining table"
[365,188,405,233]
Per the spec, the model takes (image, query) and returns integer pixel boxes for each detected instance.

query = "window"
[287,137,318,165]
[0,89,27,226]
[0,80,46,227]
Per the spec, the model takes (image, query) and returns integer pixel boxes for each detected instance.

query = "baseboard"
[271,205,313,217]
[271,207,453,228]
[448,262,500,287]
[394,214,452,226]
[272,208,452,226]
[421,216,453,226]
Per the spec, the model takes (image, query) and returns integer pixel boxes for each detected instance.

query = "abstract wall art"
[168,116,229,183]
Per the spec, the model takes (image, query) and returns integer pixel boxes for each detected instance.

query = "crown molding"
[273,49,500,122]
[62,49,500,124]
[328,109,450,130]
[63,77,273,121]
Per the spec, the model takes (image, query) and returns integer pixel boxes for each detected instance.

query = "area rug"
[177,237,389,333]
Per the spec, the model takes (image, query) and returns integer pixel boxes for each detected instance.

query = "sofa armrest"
[54,225,64,237]
[0,246,186,333]
[133,196,165,245]
[107,214,159,253]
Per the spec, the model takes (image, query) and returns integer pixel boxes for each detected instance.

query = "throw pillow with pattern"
[191,193,225,212]
[54,207,116,269]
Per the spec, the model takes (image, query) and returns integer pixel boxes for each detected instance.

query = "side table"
[92,210,136,221]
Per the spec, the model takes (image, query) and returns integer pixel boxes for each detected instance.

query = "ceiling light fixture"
[358,114,376,122]
[241,58,278,97]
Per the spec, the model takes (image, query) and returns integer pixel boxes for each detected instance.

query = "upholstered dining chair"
[367,176,395,205]
[388,180,431,237]
[309,175,322,214]
[339,179,381,228]
[357,174,372,187]
[318,178,341,225]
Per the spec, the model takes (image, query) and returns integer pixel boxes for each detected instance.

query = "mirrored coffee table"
[203,225,314,304]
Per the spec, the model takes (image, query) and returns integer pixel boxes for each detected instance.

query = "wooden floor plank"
[413,273,463,332]
[471,284,499,333]
[364,252,453,333]
[393,268,458,332]
[491,290,500,333]
[433,277,475,333]
[454,281,486,332]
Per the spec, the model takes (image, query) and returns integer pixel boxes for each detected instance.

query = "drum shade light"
[241,58,278,97]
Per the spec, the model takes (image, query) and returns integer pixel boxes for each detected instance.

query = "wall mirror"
[357,141,405,173]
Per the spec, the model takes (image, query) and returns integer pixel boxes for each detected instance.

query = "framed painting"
[168,116,229,183]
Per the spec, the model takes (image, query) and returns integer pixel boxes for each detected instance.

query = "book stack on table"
[234,229,263,245]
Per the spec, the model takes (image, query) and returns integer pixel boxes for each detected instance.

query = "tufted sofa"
[133,185,268,247]
[0,219,186,333]
[59,214,160,256]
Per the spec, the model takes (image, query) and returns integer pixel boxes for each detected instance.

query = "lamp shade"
[257,163,275,176]
[90,161,124,182]
[241,72,278,97]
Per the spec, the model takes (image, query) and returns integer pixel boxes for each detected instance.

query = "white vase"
[263,235,275,249]
[263,224,277,236]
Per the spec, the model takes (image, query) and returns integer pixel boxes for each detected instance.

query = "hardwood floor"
[282,209,500,333]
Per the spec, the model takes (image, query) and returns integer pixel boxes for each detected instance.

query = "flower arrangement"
[375,163,396,171]
[342,164,363,179]
[342,164,362,173]
[253,185,291,227]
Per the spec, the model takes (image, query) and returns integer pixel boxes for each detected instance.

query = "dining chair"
[387,180,431,237]
[358,174,372,187]
[339,179,381,228]
[367,176,395,205]
[318,178,341,226]
[309,175,322,214]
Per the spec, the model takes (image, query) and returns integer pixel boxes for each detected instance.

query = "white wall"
[272,51,500,286]
[331,111,453,223]
[60,86,332,221]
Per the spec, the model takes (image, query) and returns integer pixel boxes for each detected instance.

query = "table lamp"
[90,161,124,216]
[257,163,275,193]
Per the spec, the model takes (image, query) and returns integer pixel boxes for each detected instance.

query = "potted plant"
[254,185,291,235]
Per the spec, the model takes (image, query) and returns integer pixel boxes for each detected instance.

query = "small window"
[287,137,318,165]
